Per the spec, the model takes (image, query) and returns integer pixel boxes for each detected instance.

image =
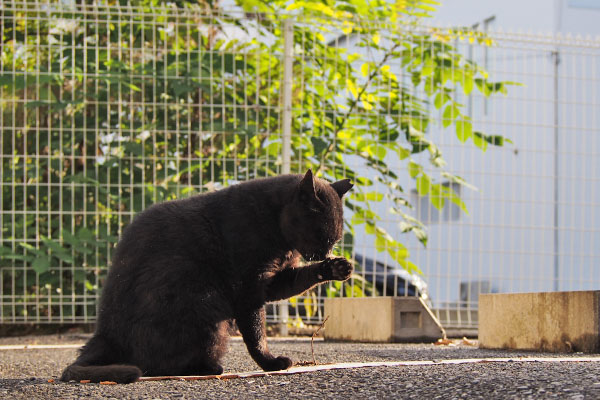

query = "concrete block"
[479,291,600,353]
[323,297,444,342]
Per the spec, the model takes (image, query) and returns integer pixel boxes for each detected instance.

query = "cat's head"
[280,169,353,261]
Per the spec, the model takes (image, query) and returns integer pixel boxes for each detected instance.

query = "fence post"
[279,18,294,336]
[282,18,293,174]
[552,48,560,292]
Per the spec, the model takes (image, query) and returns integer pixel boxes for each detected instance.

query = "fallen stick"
[293,316,331,367]
[311,315,329,365]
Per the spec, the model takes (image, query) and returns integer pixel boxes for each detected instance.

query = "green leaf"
[38,87,56,102]
[408,161,422,178]
[372,33,380,46]
[475,78,491,97]
[19,243,45,257]
[41,236,74,264]
[40,236,64,253]
[448,188,468,215]
[124,82,141,92]
[0,74,26,89]
[398,259,423,275]
[303,296,315,318]
[429,184,445,210]
[0,74,15,87]
[351,213,365,225]
[375,235,386,252]
[424,78,435,96]
[124,142,144,156]
[351,192,384,202]
[0,246,33,261]
[346,78,358,99]
[76,228,95,243]
[0,246,15,256]
[326,281,342,298]
[389,243,409,262]
[395,146,410,160]
[25,100,51,108]
[473,132,488,151]
[361,63,370,77]
[356,177,373,186]
[455,119,473,143]
[347,52,362,63]
[416,174,431,196]
[310,137,328,155]
[442,104,460,128]
[342,232,354,257]
[433,92,446,109]
[463,71,474,95]
[32,256,52,274]
[366,144,387,159]
[421,57,435,77]
[491,82,507,95]
[440,67,452,85]
[345,281,366,297]
[440,172,478,191]
[485,135,513,146]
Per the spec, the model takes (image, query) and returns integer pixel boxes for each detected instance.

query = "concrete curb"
[480,291,600,353]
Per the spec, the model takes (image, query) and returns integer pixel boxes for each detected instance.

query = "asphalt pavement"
[1,333,600,399]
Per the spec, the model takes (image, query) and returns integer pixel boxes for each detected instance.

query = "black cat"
[60,169,353,383]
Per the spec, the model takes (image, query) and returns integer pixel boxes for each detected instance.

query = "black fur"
[60,170,353,383]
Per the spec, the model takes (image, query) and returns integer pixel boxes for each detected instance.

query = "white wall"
[433,0,555,32]
[433,0,600,35]
[353,1,600,310]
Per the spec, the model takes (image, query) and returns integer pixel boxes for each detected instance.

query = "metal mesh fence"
[408,30,600,330]
[1,2,599,330]
[1,2,285,322]
[284,21,600,331]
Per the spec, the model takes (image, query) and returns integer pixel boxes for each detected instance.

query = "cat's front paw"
[261,356,293,372]
[322,257,353,281]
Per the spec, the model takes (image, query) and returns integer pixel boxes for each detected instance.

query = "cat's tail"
[60,363,142,384]
[60,334,141,384]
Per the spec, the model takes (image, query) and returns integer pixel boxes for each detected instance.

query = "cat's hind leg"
[139,319,229,377]
[174,320,230,376]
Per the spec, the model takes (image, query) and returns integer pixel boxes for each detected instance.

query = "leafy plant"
[234,0,514,278]
[0,0,513,320]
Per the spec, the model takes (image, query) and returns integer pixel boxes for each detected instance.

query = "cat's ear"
[331,179,353,198]
[298,169,317,202]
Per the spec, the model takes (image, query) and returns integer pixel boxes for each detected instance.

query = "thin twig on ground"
[311,315,329,365]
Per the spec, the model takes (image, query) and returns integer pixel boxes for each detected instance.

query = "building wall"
[353,1,600,310]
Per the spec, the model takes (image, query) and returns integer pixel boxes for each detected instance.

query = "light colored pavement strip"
[0,344,84,350]
[139,357,600,382]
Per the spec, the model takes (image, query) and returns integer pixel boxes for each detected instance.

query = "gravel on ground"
[1,334,600,399]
